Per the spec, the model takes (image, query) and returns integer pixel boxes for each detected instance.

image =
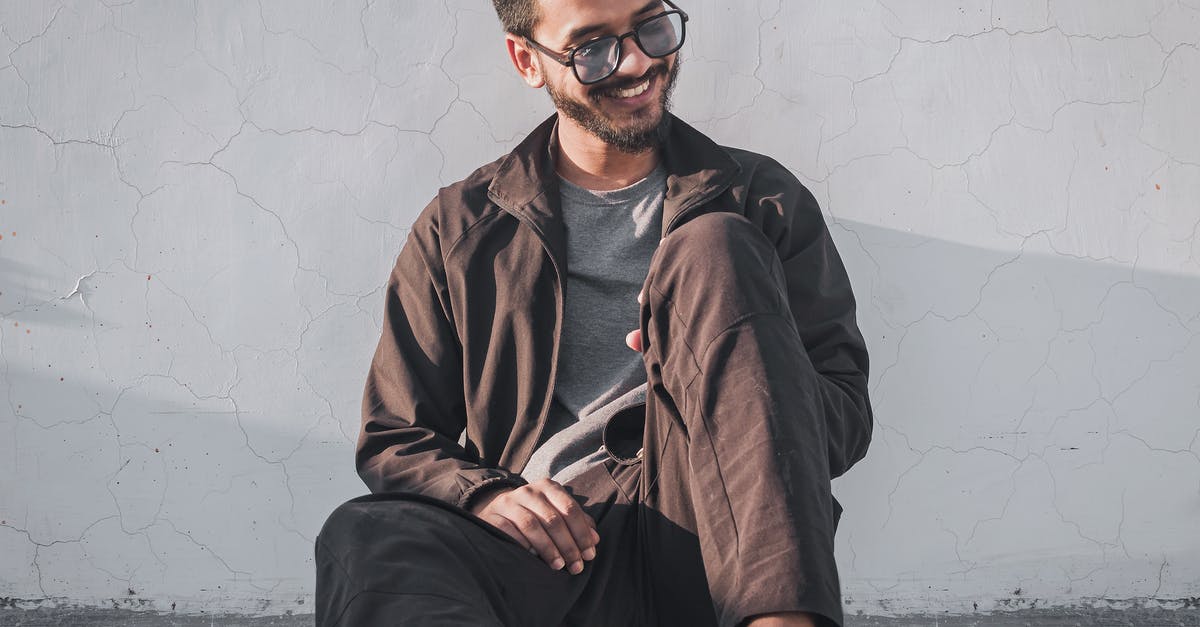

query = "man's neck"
[554,117,661,191]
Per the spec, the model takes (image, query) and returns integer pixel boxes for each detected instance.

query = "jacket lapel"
[486,115,568,271]
[659,115,743,234]
[486,112,744,256]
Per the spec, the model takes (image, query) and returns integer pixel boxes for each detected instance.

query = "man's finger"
[505,504,564,570]
[625,328,642,352]
[542,483,599,562]
[525,492,584,572]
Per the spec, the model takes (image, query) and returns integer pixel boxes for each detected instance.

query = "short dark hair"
[491,0,540,39]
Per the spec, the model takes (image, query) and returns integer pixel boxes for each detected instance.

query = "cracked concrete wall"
[1,0,1197,618]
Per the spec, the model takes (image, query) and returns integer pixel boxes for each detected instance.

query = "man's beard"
[545,58,681,154]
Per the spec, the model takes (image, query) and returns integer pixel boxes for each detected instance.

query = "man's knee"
[319,496,391,548]
[315,496,496,626]
[656,211,773,267]
[646,211,786,318]
[317,495,449,562]
[650,212,782,290]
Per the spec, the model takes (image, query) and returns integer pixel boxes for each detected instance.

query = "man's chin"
[599,111,663,137]
[594,116,670,154]
[549,85,672,152]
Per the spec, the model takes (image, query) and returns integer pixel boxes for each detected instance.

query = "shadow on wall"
[828,216,1199,439]
[0,295,340,613]
[827,217,1200,609]
[0,357,341,613]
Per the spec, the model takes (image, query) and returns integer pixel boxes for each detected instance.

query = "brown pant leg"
[637,212,843,627]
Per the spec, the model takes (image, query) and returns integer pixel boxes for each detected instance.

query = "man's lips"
[592,68,665,101]
[610,79,651,98]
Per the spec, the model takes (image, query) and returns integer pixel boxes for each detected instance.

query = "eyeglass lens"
[573,12,684,84]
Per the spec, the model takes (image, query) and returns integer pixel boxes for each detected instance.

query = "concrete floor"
[850,608,1200,626]
[2,608,1199,626]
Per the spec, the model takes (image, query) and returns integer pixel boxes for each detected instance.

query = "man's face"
[531,0,682,153]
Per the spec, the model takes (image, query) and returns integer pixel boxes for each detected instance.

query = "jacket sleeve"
[754,159,874,479]
[356,205,527,509]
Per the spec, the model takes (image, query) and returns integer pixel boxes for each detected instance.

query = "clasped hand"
[469,478,600,575]
[473,292,646,573]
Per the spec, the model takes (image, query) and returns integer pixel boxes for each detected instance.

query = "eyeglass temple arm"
[524,38,574,67]
[663,0,688,21]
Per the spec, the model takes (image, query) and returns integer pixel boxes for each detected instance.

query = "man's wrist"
[458,472,527,512]
[466,485,515,515]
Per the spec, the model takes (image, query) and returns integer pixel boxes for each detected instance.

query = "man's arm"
[357,208,527,508]
[755,159,874,480]
[357,203,599,573]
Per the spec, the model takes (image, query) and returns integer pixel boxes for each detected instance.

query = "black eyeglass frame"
[524,0,689,85]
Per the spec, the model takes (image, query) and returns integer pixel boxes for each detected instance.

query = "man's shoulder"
[720,145,804,188]
[437,155,508,214]
[412,154,511,246]
[426,114,559,227]
[713,143,819,213]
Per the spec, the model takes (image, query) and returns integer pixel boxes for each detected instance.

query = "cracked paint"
[0,0,1198,619]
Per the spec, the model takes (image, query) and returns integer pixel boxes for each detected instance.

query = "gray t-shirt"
[522,166,666,484]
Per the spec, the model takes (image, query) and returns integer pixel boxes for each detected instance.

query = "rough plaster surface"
[1,0,1197,619]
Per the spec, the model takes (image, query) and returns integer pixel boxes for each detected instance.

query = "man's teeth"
[612,80,650,98]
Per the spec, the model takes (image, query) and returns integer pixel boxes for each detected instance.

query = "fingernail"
[583,547,596,560]
[569,561,584,575]
[551,557,565,570]
[591,529,600,543]
[529,548,538,556]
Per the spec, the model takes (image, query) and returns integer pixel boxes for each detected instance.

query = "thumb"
[625,329,643,352]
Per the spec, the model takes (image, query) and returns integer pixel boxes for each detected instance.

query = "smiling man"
[314,1,873,626]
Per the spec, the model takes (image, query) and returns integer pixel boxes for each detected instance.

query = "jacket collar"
[487,112,742,253]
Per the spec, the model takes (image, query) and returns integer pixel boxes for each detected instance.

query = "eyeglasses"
[525,1,688,85]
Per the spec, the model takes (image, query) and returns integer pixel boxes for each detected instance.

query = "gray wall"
[1,0,1197,618]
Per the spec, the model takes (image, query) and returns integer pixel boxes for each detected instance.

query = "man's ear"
[506,34,546,88]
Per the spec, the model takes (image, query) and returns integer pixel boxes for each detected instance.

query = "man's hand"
[468,478,599,575]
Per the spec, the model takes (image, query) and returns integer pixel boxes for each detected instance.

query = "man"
[315,1,872,625]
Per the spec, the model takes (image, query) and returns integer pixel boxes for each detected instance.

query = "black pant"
[316,213,842,627]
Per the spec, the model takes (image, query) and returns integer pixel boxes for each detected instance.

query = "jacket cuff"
[457,471,528,511]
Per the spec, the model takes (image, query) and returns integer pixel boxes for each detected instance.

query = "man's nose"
[612,36,653,78]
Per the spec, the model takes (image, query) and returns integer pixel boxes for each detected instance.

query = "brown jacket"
[358,114,872,510]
